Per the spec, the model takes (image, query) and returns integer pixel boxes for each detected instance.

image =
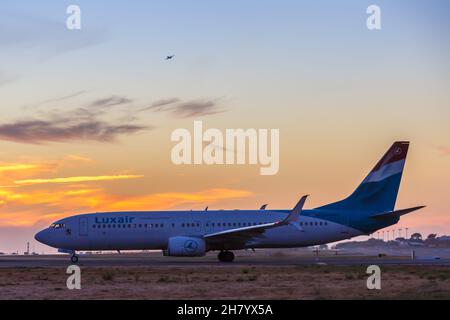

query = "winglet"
[282,195,308,224]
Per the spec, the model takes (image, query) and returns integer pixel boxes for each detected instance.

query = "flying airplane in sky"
[165,55,175,60]
[35,142,425,263]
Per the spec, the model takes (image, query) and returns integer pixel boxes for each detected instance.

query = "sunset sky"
[0,0,449,253]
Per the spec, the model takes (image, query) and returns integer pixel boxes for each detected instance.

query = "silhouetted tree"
[411,233,422,240]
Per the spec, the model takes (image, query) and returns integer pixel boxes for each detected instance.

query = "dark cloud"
[0,93,149,144]
[0,119,149,144]
[171,100,225,118]
[89,96,133,108]
[0,92,223,144]
[142,98,225,118]
[140,98,180,112]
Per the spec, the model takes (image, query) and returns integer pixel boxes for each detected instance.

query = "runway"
[1,252,450,268]
[2,251,450,299]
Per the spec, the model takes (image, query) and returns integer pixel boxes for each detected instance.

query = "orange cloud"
[0,163,42,172]
[0,156,93,182]
[0,186,253,227]
[0,156,254,228]
[104,188,253,211]
[14,174,144,186]
[0,156,158,227]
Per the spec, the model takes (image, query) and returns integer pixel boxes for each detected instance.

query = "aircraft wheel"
[218,251,225,262]
[218,251,234,263]
[71,255,79,264]
[225,251,235,262]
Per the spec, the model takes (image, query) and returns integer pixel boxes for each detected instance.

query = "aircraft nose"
[35,230,48,244]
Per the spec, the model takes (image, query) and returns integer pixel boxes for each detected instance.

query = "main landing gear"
[218,250,235,263]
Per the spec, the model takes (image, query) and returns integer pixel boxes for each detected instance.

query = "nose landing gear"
[217,250,235,263]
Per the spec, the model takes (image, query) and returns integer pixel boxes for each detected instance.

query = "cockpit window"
[50,223,66,229]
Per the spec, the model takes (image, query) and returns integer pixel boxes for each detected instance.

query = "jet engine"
[165,236,206,257]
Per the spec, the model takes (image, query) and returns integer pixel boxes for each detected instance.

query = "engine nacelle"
[165,236,206,257]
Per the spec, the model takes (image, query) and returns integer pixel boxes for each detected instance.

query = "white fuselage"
[35,210,362,252]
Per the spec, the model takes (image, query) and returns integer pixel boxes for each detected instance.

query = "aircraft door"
[79,217,89,236]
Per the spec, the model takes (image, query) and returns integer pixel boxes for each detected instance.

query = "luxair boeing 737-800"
[35,142,424,263]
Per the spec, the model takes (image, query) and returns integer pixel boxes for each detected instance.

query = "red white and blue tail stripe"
[319,142,410,213]
[363,142,408,183]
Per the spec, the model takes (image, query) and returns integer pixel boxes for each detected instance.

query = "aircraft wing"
[203,195,308,248]
[203,222,278,246]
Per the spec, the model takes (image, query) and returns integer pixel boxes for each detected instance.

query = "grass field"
[1,265,450,299]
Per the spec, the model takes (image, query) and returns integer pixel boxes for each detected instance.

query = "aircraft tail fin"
[318,141,410,213]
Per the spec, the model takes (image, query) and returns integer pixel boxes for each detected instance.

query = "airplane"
[165,55,175,60]
[35,141,425,263]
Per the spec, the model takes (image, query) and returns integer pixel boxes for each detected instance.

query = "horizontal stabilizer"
[370,206,426,219]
